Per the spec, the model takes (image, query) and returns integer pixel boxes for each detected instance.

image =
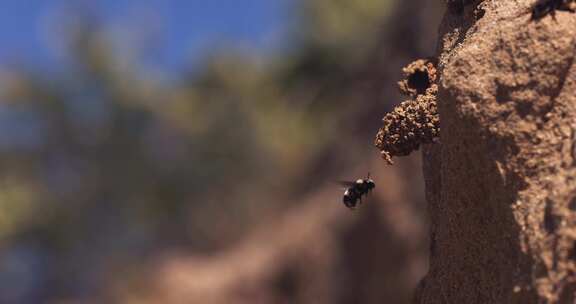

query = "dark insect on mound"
[531,0,576,20]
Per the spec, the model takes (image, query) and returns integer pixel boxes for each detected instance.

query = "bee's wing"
[336,180,357,187]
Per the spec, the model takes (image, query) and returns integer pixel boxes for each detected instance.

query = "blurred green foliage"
[0,0,441,301]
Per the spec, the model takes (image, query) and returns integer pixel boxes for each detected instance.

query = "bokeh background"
[0,0,443,303]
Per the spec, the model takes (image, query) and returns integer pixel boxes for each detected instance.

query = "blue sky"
[0,0,291,71]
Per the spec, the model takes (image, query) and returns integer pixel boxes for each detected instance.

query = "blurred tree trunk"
[415,1,576,303]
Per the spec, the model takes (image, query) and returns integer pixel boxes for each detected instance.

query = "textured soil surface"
[415,0,576,303]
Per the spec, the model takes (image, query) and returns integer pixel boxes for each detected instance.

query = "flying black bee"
[531,0,576,20]
[339,174,375,209]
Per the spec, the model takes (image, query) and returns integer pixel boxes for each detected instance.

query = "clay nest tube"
[374,58,440,165]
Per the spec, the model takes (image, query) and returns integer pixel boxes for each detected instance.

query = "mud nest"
[397,59,438,97]
[374,58,439,165]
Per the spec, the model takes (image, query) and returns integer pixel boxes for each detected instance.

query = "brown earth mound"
[414,0,576,303]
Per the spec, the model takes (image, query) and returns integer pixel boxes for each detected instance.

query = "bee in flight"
[339,173,375,209]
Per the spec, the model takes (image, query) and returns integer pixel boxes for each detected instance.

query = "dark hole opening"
[544,199,559,234]
[569,241,576,261]
[569,197,576,211]
[407,70,430,95]
[475,7,485,19]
